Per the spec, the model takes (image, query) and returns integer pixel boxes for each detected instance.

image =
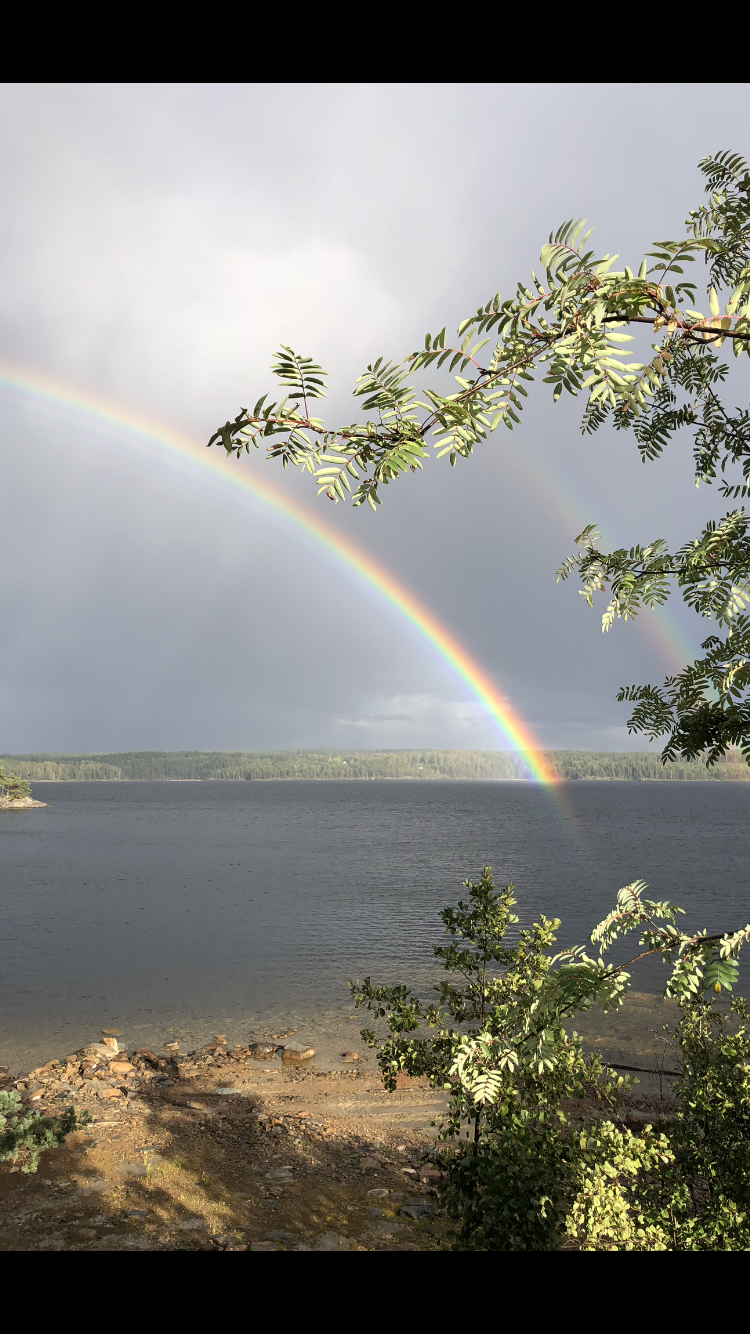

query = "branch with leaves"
[210,151,750,763]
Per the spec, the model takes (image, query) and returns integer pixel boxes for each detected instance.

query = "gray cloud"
[0,83,745,752]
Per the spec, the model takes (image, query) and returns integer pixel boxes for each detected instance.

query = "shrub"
[0,1091,89,1174]
[351,867,750,1249]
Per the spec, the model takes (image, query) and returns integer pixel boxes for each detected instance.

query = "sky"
[0,82,748,756]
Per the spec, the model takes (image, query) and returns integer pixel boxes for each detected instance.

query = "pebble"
[249,1043,279,1059]
[267,1230,294,1242]
[215,1087,242,1096]
[367,1188,389,1198]
[265,1169,293,1181]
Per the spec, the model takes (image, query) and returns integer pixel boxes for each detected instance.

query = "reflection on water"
[0,780,748,1069]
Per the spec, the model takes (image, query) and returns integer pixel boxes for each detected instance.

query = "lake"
[1,780,748,1070]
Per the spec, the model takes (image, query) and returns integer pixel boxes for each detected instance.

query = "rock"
[249,1042,280,1059]
[360,1157,381,1172]
[341,1051,360,1062]
[101,1029,121,1037]
[118,1162,147,1177]
[108,1061,134,1076]
[132,1049,158,1063]
[80,1043,121,1060]
[251,1240,279,1251]
[371,1221,401,1235]
[265,1169,293,1182]
[418,1166,441,1185]
[215,1087,242,1096]
[400,1167,418,1176]
[267,1230,294,1242]
[100,1088,122,1100]
[76,1227,97,1240]
[177,1219,206,1231]
[625,1109,674,1128]
[214,1035,227,1045]
[163,1041,180,1052]
[126,1210,150,1219]
[369,1207,383,1217]
[399,1203,433,1220]
[312,1233,355,1251]
[281,1042,315,1061]
[101,1037,119,1051]
[367,1188,389,1198]
[78,1179,110,1195]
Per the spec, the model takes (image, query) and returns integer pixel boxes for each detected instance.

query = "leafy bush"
[351,868,750,1250]
[0,1091,89,1173]
[637,996,750,1250]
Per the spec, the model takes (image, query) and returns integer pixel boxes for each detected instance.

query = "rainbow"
[0,359,559,786]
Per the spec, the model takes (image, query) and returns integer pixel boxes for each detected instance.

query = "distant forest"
[2,749,749,782]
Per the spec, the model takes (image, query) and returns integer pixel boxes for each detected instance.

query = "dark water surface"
[1,780,748,1069]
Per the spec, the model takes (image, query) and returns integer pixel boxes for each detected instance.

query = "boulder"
[281,1042,315,1061]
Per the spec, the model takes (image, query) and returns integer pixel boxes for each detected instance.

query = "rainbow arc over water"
[0,360,558,786]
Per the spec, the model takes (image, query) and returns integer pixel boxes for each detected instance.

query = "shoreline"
[0,1020,668,1252]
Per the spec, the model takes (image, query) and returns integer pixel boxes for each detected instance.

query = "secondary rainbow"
[0,359,559,786]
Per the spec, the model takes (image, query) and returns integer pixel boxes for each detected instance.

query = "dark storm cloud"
[0,83,746,753]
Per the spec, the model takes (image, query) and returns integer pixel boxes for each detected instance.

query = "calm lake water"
[1,780,748,1069]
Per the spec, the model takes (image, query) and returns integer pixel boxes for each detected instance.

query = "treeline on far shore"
[1,748,749,783]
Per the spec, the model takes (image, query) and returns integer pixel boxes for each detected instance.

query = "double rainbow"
[0,360,558,785]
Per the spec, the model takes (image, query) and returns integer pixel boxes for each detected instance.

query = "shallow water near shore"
[1,779,748,1070]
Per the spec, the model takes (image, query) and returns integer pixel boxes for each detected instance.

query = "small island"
[0,765,46,809]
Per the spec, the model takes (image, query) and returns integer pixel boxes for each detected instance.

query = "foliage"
[0,1091,89,1173]
[637,996,750,1250]
[4,748,750,784]
[0,766,31,801]
[351,867,750,1249]
[210,150,750,767]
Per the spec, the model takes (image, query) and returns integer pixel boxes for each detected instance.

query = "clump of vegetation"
[0,1091,90,1173]
[0,767,31,802]
[352,868,750,1249]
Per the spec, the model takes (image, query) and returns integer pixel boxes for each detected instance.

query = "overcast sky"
[0,83,747,755]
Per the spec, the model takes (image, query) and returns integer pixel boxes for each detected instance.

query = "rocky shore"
[0,1029,450,1251]
[0,797,46,809]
